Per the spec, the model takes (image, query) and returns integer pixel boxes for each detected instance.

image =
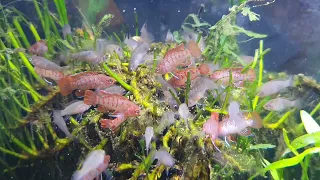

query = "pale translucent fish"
[62,24,72,38]
[178,103,191,120]
[188,77,218,107]
[165,29,175,43]
[30,55,63,71]
[182,30,206,52]
[53,110,73,139]
[129,42,150,70]
[264,97,301,112]
[140,22,154,44]
[218,101,262,136]
[102,86,125,95]
[239,55,254,65]
[70,51,106,64]
[96,39,124,58]
[124,36,139,51]
[158,111,176,133]
[258,76,294,97]
[153,149,175,167]
[156,76,178,109]
[72,150,110,180]
[144,126,154,155]
[61,101,91,117]
[300,110,320,134]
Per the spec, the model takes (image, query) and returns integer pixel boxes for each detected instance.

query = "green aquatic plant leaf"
[300,110,320,134]
[281,132,320,157]
[56,39,75,50]
[249,144,276,150]
[258,147,320,176]
[241,7,261,21]
[261,159,281,180]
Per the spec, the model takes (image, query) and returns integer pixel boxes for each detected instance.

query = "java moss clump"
[1,1,320,180]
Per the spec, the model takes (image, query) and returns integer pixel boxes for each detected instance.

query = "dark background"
[1,0,320,79]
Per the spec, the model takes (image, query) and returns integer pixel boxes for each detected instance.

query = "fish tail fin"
[186,40,202,58]
[58,76,73,96]
[287,75,295,87]
[250,112,263,128]
[71,170,82,180]
[84,90,98,105]
[246,69,256,82]
[198,63,210,75]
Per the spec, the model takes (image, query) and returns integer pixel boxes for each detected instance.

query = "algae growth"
[0,0,320,180]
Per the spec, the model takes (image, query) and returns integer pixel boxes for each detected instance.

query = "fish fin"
[198,63,210,75]
[71,170,82,180]
[250,112,263,128]
[246,69,256,82]
[100,118,124,130]
[238,127,252,136]
[97,105,109,112]
[84,90,98,105]
[210,112,219,122]
[58,76,73,96]
[186,40,202,58]
[60,66,70,74]
[109,113,125,121]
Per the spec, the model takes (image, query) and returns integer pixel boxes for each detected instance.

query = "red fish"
[203,112,219,144]
[209,68,256,87]
[156,40,201,74]
[58,72,116,96]
[84,90,140,130]
[29,40,48,56]
[84,90,140,116]
[168,67,200,88]
[34,66,65,82]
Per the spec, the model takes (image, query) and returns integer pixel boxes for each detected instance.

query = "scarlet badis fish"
[209,68,256,87]
[58,72,116,96]
[168,66,200,88]
[34,66,65,82]
[71,150,110,180]
[84,90,140,130]
[156,40,202,75]
[29,40,48,56]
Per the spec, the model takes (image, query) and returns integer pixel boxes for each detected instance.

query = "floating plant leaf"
[249,144,276,150]
[300,110,320,134]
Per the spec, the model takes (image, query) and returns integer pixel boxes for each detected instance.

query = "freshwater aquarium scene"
[1,0,320,179]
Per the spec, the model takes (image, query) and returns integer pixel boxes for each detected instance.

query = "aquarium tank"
[1,0,320,179]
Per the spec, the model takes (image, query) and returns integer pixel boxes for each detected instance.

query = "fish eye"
[155,67,160,73]
[135,109,140,114]
[108,79,114,83]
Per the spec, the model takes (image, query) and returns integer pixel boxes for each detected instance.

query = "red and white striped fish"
[58,72,115,96]
[209,68,256,87]
[84,90,140,116]
[168,66,200,88]
[34,66,65,82]
[156,40,201,74]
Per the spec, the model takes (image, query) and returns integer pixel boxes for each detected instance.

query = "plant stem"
[0,122,38,156]
[0,147,28,159]
[7,31,47,86]
[29,23,41,41]
[13,17,30,48]
[33,0,45,31]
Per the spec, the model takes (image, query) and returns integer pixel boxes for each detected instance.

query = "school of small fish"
[27,22,303,179]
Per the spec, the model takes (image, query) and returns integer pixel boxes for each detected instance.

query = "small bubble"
[178,10,181,13]
[123,10,126,13]
[134,8,136,11]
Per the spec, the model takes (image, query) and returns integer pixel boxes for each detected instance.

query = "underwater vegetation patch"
[0,0,320,179]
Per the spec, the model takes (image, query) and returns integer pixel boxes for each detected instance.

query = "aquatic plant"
[0,0,320,179]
